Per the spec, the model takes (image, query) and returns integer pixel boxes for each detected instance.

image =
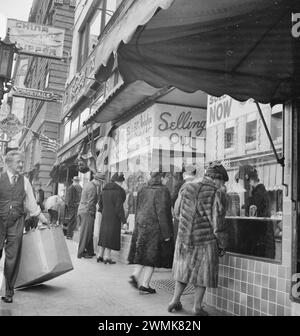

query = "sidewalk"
[0,239,226,316]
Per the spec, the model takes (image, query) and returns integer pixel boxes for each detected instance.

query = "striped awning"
[255,163,283,190]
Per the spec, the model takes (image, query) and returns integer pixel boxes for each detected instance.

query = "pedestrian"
[97,173,126,264]
[0,150,48,303]
[66,176,82,240]
[128,172,174,294]
[168,161,228,315]
[77,172,105,259]
[35,181,45,211]
[45,193,65,225]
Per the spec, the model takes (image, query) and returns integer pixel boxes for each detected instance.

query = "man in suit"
[66,176,82,240]
[77,172,105,259]
[0,150,48,303]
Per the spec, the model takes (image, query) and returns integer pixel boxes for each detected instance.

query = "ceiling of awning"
[115,0,299,104]
[86,81,162,124]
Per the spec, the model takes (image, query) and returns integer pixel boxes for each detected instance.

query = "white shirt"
[6,170,46,221]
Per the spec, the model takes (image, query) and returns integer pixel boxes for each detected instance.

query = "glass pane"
[245,120,257,143]
[70,116,79,138]
[63,121,71,144]
[89,10,102,54]
[207,95,283,261]
[105,0,117,26]
[79,107,90,128]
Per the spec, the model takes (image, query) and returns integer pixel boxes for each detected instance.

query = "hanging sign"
[12,87,62,102]
[0,113,24,138]
[7,19,65,59]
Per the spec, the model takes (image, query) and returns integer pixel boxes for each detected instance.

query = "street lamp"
[0,30,18,106]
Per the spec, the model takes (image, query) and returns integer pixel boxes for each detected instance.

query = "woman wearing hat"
[97,172,127,264]
[128,172,174,294]
[168,161,228,315]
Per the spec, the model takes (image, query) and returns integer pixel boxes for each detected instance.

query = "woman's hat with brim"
[205,161,229,182]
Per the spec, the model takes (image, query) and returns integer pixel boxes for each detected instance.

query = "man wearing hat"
[66,176,82,240]
[77,172,105,258]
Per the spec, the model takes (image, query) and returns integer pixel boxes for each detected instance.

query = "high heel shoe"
[103,259,116,264]
[97,257,103,263]
[168,301,183,313]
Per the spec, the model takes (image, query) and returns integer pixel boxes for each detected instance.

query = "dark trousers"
[0,216,24,297]
[77,213,95,257]
[67,205,78,238]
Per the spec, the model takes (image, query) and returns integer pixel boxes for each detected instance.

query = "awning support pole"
[255,101,285,167]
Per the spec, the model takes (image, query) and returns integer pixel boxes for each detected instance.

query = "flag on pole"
[31,130,59,152]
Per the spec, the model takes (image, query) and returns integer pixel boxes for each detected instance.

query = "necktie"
[11,175,18,186]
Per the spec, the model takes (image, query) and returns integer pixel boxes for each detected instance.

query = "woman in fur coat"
[168,162,228,315]
[128,172,174,294]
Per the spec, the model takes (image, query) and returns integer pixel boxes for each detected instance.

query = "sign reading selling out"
[7,19,65,59]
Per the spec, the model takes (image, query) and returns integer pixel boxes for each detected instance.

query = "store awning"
[85,81,164,124]
[115,0,299,105]
[92,0,299,108]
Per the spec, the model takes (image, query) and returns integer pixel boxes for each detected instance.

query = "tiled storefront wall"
[205,255,291,316]
[205,196,293,316]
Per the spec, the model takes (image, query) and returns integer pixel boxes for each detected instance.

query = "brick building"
[18,0,75,196]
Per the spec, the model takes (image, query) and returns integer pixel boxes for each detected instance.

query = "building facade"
[60,0,300,316]
[18,0,75,197]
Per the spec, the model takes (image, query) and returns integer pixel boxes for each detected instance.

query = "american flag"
[31,130,60,152]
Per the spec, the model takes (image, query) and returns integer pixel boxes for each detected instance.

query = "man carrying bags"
[0,150,48,303]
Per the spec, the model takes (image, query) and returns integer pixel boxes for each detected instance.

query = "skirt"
[172,239,219,288]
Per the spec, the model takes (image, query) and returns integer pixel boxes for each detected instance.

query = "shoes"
[168,301,183,313]
[129,275,138,289]
[1,296,13,303]
[103,259,116,264]
[78,253,93,259]
[83,254,93,259]
[139,286,156,294]
[97,257,104,263]
[193,307,209,316]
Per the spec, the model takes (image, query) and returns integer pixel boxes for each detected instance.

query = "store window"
[207,96,283,262]
[63,120,71,144]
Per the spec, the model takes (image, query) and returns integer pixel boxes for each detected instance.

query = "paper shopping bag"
[15,226,73,288]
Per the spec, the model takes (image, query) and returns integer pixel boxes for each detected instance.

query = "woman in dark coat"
[128,172,174,294]
[97,173,126,264]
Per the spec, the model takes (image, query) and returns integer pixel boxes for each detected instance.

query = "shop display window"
[207,96,283,262]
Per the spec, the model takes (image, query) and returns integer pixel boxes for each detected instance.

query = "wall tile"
[269,303,276,316]
[261,300,268,314]
[262,275,269,288]
[269,277,277,290]
[269,289,277,303]
[261,287,268,301]
[276,305,285,316]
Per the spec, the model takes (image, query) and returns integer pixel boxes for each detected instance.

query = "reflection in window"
[224,126,234,149]
[245,120,257,143]
[206,95,283,261]
[63,120,71,144]
[70,116,79,138]
[271,111,283,142]
[80,108,90,128]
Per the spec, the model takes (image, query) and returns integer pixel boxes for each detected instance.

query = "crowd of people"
[0,149,229,316]
[72,161,229,316]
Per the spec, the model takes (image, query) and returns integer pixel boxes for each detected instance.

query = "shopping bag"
[14,226,73,288]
